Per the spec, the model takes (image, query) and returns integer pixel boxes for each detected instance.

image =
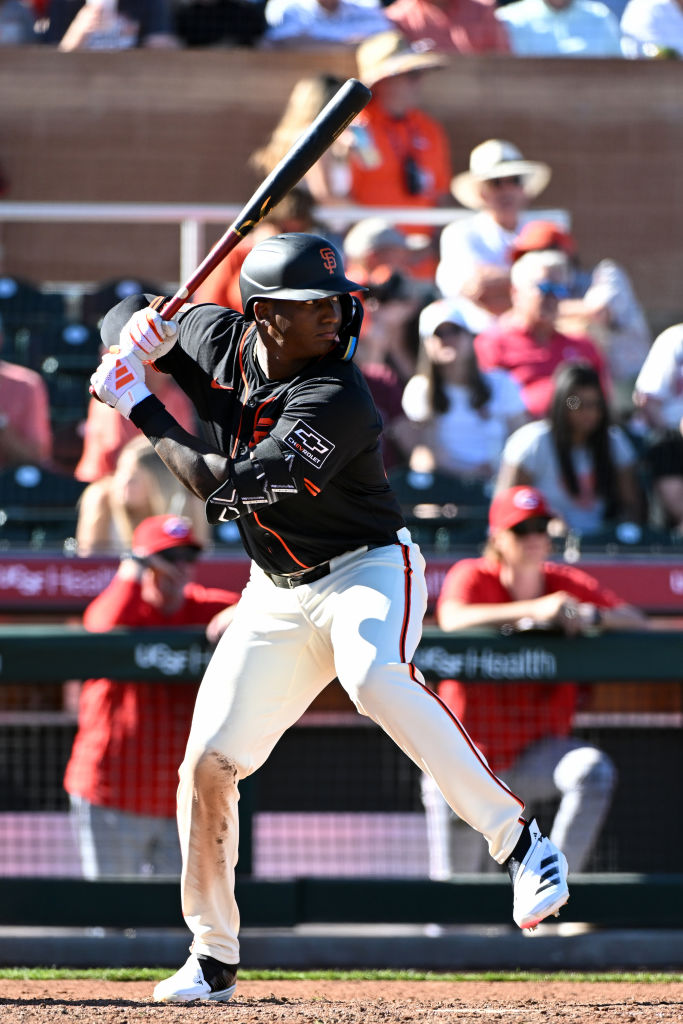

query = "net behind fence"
[1,676,681,881]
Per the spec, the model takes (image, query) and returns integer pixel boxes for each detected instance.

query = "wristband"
[129,394,177,444]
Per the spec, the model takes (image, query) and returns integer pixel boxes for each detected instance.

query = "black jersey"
[155,302,405,575]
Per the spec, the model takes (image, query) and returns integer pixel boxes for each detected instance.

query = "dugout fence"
[0,625,681,931]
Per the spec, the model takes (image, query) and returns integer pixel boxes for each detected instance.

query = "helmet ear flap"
[336,294,363,362]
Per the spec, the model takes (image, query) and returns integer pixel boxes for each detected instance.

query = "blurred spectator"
[474,250,610,420]
[633,322,683,531]
[74,350,198,483]
[47,0,180,49]
[496,362,642,536]
[0,0,38,42]
[64,514,240,878]
[0,312,52,470]
[386,0,511,53]
[495,0,624,56]
[344,30,453,274]
[173,0,266,46]
[76,435,210,555]
[193,189,320,310]
[620,0,683,57]
[342,216,416,285]
[261,0,391,47]
[401,298,527,483]
[422,485,648,878]
[248,74,351,207]
[510,220,652,414]
[436,139,552,334]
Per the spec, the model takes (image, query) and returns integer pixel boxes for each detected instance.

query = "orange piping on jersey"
[253,512,311,569]
[303,478,320,496]
[230,329,252,458]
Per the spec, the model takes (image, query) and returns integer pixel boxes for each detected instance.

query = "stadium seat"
[80,277,163,329]
[0,464,87,550]
[0,276,67,370]
[387,467,491,550]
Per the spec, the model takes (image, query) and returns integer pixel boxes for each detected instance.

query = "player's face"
[262,296,343,370]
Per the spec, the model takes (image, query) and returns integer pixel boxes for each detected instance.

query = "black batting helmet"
[239,233,366,319]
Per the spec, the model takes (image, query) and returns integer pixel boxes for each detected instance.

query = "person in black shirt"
[90,233,569,1004]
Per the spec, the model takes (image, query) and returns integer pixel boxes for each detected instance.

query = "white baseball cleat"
[153,954,237,1003]
[509,819,569,931]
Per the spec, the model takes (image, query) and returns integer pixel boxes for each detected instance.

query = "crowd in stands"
[1,29,682,562]
[0,0,681,55]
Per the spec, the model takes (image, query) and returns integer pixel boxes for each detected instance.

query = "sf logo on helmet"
[320,248,337,275]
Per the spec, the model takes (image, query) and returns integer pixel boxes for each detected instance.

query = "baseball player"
[89,233,569,1004]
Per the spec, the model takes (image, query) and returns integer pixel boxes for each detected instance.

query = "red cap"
[131,514,202,559]
[489,487,552,532]
[510,220,577,263]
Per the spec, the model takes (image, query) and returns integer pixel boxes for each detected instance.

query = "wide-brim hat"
[357,31,447,89]
[451,139,551,210]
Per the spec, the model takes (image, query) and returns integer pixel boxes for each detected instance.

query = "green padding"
[1,876,681,928]
[2,625,683,682]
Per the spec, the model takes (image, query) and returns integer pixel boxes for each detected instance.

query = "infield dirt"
[2,978,682,1023]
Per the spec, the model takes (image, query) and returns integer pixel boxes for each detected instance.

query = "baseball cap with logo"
[488,487,552,533]
[131,514,202,560]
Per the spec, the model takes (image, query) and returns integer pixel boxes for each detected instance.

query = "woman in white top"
[496,362,642,536]
[401,299,527,481]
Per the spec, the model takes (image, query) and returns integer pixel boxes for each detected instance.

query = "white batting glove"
[90,350,151,419]
[115,306,178,363]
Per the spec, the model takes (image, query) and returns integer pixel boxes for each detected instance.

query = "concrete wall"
[1,49,682,332]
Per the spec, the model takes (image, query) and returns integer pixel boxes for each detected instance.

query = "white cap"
[418,299,472,339]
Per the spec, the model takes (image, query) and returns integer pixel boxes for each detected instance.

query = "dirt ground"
[2,978,682,1024]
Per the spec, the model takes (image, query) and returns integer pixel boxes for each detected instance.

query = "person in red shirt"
[422,485,649,878]
[386,0,510,55]
[474,249,610,419]
[64,514,239,878]
[0,314,52,471]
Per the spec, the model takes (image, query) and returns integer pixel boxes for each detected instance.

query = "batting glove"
[115,306,178,363]
[90,350,151,419]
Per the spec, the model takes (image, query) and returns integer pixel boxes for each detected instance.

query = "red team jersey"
[64,576,239,816]
[435,558,622,772]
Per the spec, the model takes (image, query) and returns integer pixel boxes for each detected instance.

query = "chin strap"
[336,294,364,362]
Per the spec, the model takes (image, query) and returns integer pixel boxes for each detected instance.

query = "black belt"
[264,542,390,590]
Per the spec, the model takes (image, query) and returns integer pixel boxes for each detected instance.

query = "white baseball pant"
[177,529,526,965]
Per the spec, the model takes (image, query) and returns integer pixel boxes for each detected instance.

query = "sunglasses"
[537,281,571,299]
[488,175,524,188]
[157,546,200,565]
[509,517,549,537]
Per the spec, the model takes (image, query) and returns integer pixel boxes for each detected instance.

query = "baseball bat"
[160,77,372,321]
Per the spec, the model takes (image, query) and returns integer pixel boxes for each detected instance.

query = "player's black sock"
[197,954,239,992]
[504,820,532,885]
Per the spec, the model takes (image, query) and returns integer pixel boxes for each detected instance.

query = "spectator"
[64,514,240,878]
[510,219,652,414]
[436,139,552,334]
[0,0,38,42]
[496,362,642,537]
[342,216,416,286]
[74,354,198,483]
[46,0,180,49]
[345,30,453,274]
[248,74,351,208]
[474,249,610,420]
[386,0,511,53]
[193,189,320,311]
[620,0,683,57]
[401,298,527,482]
[633,322,683,531]
[76,435,210,555]
[173,0,267,47]
[495,0,623,56]
[422,484,648,879]
[0,312,52,471]
[261,0,391,47]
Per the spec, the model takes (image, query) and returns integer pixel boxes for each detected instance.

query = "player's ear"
[252,300,272,326]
